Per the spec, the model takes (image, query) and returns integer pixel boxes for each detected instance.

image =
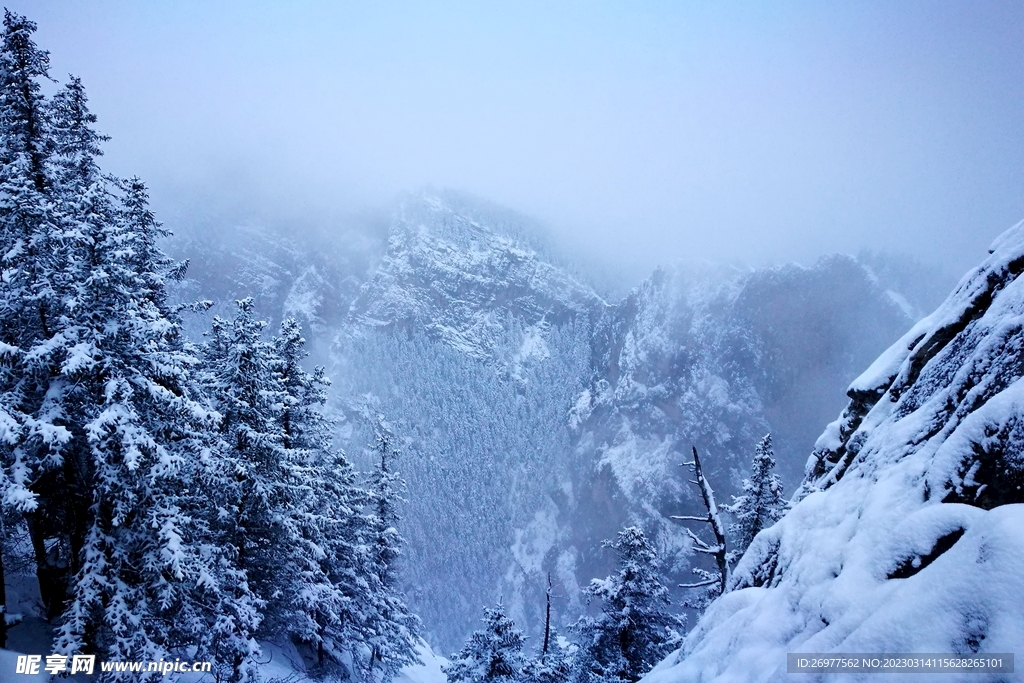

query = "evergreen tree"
[0,9,49,196]
[571,527,684,683]
[0,10,70,619]
[271,318,364,664]
[445,602,527,683]
[368,430,403,590]
[202,305,395,680]
[202,299,301,637]
[361,428,421,680]
[116,176,182,312]
[522,627,574,683]
[723,433,786,558]
[3,47,265,676]
[48,75,108,193]
[47,127,261,677]
[0,13,428,682]
[0,7,59,363]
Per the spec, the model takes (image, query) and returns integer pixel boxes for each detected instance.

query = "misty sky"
[16,1,1024,279]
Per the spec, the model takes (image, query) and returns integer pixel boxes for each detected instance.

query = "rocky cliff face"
[167,192,945,651]
[168,220,369,351]
[349,194,604,360]
[648,222,1024,683]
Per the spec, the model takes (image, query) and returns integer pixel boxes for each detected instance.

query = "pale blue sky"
[15,1,1024,278]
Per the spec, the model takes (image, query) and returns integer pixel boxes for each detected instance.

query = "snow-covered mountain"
[647,222,1024,682]
[348,194,604,360]
[167,192,947,652]
[554,251,937,643]
[167,217,375,350]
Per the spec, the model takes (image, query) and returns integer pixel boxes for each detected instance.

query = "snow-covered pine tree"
[42,75,124,625]
[116,176,183,312]
[445,602,528,683]
[271,318,365,664]
[722,433,786,559]
[48,75,108,192]
[204,302,400,681]
[202,299,308,641]
[0,10,48,201]
[0,10,72,620]
[368,430,402,588]
[43,84,262,677]
[361,428,421,680]
[522,626,574,683]
[0,8,58,350]
[571,527,684,683]
[4,45,264,675]
[1,15,337,680]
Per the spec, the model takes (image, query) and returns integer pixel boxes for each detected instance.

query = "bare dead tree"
[672,446,728,596]
[541,573,552,661]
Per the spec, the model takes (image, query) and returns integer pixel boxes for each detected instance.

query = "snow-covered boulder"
[647,220,1024,683]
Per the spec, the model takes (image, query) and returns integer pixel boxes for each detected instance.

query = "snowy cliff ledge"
[645,221,1024,683]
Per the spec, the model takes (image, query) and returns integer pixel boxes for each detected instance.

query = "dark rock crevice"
[943,436,1024,509]
[887,528,965,580]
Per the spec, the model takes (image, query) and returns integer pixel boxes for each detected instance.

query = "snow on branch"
[674,446,729,598]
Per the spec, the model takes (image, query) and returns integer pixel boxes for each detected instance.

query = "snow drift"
[647,220,1024,683]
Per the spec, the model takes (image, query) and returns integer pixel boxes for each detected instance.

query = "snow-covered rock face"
[167,221,370,349]
[649,222,1024,683]
[349,194,604,360]
[578,255,919,516]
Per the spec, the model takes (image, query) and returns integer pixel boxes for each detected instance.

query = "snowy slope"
[646,221,1024,683]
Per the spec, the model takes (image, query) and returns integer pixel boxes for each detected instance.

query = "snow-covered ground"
[0,649,50,682]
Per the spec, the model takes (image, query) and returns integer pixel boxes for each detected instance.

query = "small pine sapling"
[722,434,787,562]
[446,601,528,683]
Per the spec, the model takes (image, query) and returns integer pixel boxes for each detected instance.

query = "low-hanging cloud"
[18,0,1024,281]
